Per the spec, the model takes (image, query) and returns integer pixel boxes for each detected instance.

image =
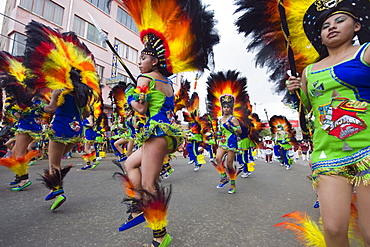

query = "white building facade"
[0,0,181,116]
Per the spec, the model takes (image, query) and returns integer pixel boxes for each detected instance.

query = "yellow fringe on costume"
[0,150,39,176]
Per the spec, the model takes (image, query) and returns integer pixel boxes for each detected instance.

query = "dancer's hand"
[286,76,301,92]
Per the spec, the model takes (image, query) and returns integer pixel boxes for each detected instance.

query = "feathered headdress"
[269,115,297,146]
[247,113,263,144]
[206,70,249,125]
[109,82,128,120]
[174,78,191,113]
[234,0,370,94]
[0,52,34,108]
[183,92,201,134]
[114,0,219,76]
[183,92,199,122]
[24,20,100,108]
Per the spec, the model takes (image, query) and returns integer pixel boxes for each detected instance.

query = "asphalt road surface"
[0,153,319,247]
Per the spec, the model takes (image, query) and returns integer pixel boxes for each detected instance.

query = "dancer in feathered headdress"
[108,82,135,161]
[206,70,249,194]
[109,0,219,245]
[174,78,191,113]
[236,0,370,245]
[269,115,296,170]
[0,51,46,191]
[183,92,206,171]
[24,20,100,210]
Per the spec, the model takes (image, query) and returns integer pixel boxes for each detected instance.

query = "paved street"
[0,153,319,247]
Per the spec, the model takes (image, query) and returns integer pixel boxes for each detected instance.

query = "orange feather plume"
[274,199,364,247]
[109,82,128,120]
[206,70,249,125]
[269,115,297,146]
[0,150,39,176]
[24,20,100,107]
[274,211,325,246]
[235,0,319,95]
[210,160,226,175]
[174,79,191,113]
[0,52,35,109]
[226,167,237,180]
[116,173,136,199]
[117,0,219,75]
[82,151,96,161]
[138,183,172,230]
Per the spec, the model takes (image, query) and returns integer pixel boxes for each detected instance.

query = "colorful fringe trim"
[312,153,370,188]
[0,150,39,176]
[135,121,184,152]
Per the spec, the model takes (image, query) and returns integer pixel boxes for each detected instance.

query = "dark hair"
[70,69,92,108]
[141,51,172,77]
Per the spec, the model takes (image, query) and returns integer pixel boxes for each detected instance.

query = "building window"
[73,16,107,48]
[116,7,139,34]
[114,39,138,64]
[19,0,64,25]
[86,0,110,14]
[9,33,27,56]
[96,64,104,82]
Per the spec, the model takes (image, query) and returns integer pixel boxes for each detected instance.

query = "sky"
[183,0,298,121]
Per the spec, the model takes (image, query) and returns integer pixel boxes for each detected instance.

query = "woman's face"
[320,13,361,46]
[222,105,232,115]
[138,54,157,73]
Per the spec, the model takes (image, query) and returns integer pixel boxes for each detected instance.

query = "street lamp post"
[264,108,269,122]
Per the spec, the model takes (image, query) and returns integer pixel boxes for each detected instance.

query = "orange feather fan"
[0,52,35,109]
[183,92,200,124]
[115,0,219,76]
[206,70,249,125]
[24,20,100,108]
[82,151,96,162]
[137,183,172,231]
[174,79,191,113]
[109,82,128,120]
[274,194,364,246]
[0,150,39,176]
[235,0,319,96]
[269,115,297,146]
